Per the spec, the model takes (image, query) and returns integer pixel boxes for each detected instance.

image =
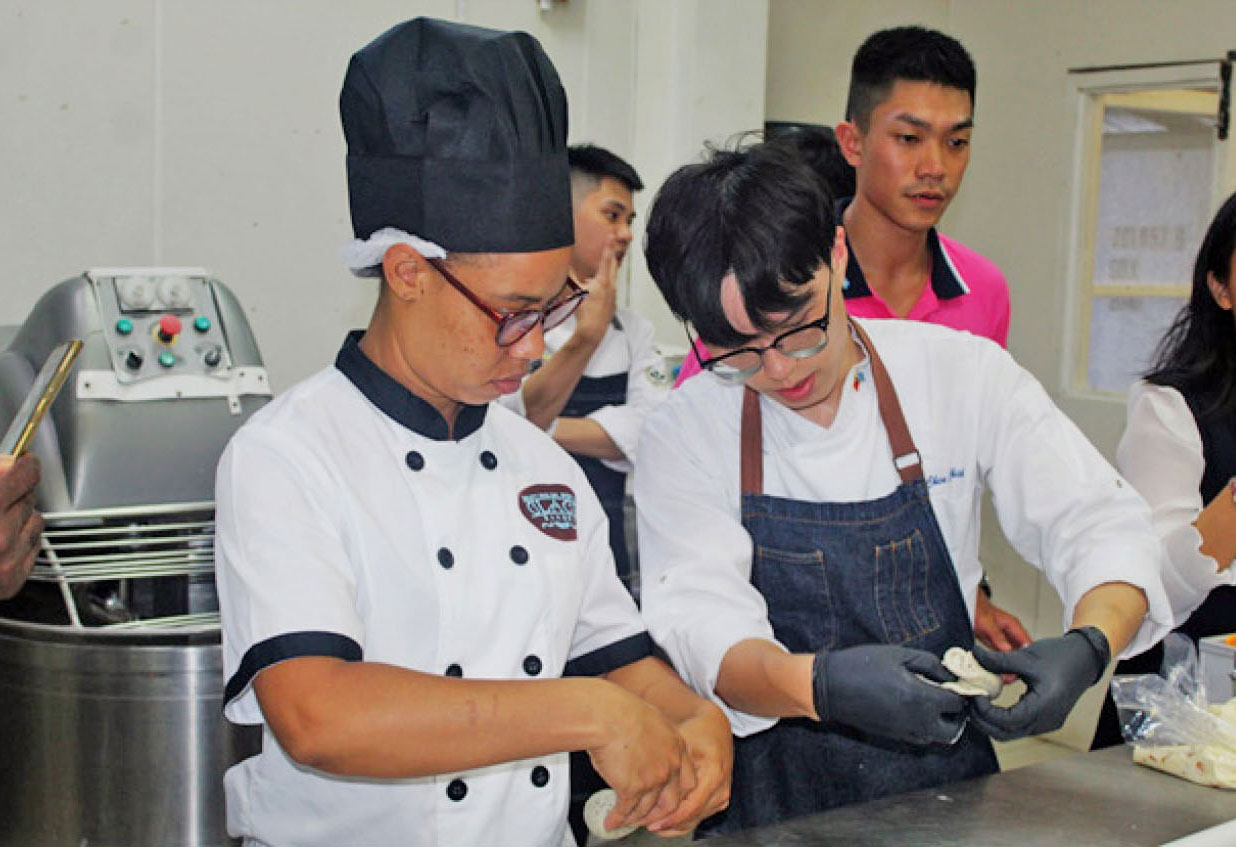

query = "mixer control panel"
[90,270,234,383]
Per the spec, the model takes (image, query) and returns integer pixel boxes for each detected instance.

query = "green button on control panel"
[158,351,176,368]
[194,316,211,333]
[115,318,133,335]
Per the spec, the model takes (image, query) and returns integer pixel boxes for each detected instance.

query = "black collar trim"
[836,196,969,302]
[334,331,487,442]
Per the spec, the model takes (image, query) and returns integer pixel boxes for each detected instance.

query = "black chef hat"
[341,18,573,254]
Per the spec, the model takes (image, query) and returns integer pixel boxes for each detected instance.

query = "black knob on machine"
[203,347,222,368]
[124,349,144,371]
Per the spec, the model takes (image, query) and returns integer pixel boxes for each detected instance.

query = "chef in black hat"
[213,18,731,847]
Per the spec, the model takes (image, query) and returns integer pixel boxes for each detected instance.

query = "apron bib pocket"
[752,544,836,651]
[873,528,941,646]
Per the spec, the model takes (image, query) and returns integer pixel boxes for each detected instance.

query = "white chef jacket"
[216,331,653,847]
[635,318,1173,737]
[498,307,671,472]
[1116,379,1236,624]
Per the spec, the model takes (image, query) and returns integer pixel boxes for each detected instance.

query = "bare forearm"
[255,658,616,778]
[520,334,602,428]
[608,656,713,723]
[1069,582,1148,657]
[1196,484,1236,571]
[553,416,625,461]
[715,638,817,720]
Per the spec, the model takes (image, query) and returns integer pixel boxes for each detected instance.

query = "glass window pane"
[1080,86,1220,397]
[1087,295,1186,393]
[1091,104,1214,289]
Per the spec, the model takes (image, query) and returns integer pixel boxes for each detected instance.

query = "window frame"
[1064,61,1233,400]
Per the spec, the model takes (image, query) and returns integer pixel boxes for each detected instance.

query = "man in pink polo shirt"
[832,26,1008,345]
[674,26,1029,653]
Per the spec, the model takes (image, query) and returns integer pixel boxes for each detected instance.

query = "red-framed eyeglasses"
[425,257,587,348]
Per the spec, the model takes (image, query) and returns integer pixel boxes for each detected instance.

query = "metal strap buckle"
[894,451,922,471]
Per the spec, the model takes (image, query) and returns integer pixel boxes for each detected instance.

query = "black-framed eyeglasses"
[686,272,833,384]
[425,256,587,348]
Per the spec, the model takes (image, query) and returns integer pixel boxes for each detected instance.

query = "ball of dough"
[584,789,639,841]
[940,647,1003,698]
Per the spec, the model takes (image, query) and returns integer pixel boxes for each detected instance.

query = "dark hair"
[845,26,976,130]
[1144,192,1236,419]
[766,124,856,201]
[567,144,643,192]
[643,140,835,347]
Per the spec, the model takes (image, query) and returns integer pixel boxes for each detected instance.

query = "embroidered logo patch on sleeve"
[645,363,671,387]
[519,485,577,540]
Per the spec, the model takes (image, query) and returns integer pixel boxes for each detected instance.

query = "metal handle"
[0,339,83,456]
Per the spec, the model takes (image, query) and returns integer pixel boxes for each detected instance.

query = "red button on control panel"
[158,314,183,342]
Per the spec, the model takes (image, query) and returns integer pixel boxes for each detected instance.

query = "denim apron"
[700,322,998,836]
[560,370,632,582]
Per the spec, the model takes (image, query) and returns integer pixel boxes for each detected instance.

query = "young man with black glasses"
[634,140,1171,834]
[679,28,1030,651]
[213,18,729,847]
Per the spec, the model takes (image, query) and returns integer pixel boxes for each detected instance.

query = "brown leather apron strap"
[737,321,923,495]
[850,321,923,483]
[740,386,763,495]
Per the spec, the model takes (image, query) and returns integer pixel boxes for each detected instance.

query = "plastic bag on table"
[1111,633,1236,788]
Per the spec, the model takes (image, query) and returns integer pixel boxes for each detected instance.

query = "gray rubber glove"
[969,627,1110,741]
[812,644,968,746]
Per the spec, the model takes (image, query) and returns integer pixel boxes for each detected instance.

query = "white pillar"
[627,0,770,349]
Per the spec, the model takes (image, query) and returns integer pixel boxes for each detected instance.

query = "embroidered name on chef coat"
[926,467,967,488]
[519,484,577,540]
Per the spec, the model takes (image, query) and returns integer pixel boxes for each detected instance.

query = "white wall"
[0,0,768,391]
[766,0,947,125]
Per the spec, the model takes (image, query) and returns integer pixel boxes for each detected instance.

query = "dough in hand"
[584,789,639,841]
[939,647,1003,698]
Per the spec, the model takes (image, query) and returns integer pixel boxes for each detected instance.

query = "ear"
[834,121,864,169]
[831,226,848,271]
[381,243,429,302]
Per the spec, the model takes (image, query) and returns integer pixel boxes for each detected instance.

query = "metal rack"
[28,500,218,630]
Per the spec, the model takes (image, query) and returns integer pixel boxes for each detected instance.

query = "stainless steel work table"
[704,746,1236,846]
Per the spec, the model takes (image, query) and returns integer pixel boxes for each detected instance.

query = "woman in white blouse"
[1092,192,1236,749]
